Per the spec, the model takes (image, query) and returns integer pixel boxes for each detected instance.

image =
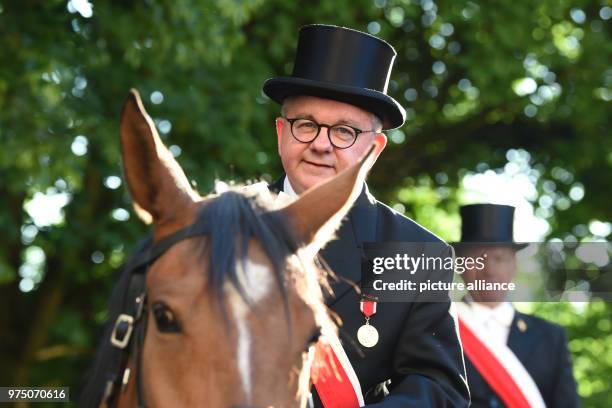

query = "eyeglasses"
[283,117,377,149]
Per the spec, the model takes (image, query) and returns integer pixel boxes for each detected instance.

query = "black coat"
[465,311,580,408]
[270,178,470,407]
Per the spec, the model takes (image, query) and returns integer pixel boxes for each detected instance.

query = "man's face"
[276,95,387,194]
[461,246,517,303]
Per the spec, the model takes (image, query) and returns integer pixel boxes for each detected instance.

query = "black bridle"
[101,221,212,408]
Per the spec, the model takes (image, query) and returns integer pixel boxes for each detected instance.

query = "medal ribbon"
[359,297,377,319]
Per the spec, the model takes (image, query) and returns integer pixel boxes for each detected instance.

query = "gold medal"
[357,323,379,347]
[358,295,379,347]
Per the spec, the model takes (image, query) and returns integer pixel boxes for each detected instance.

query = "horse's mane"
[80,188,303,407]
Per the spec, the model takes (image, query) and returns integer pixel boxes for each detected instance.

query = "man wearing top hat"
[264,24,470,407]
[455,203,580,408]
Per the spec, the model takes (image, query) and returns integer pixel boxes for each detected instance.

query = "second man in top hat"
[455,203,580,408]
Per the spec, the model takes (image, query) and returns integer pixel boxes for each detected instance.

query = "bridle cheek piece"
[102,222,210,408]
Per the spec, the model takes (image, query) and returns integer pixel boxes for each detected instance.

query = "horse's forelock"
[193,189,298,321]
[194,188,319,404]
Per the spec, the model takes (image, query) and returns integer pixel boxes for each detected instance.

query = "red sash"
[311,335,363,408]
[459,317,533,408]
[456,302,545,407]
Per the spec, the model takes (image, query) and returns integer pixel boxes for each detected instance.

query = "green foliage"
[0,0,610,406]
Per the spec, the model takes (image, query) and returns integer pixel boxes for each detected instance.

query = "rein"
[102,220,212,408]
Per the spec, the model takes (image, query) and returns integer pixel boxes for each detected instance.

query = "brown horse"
[81,89,380,407]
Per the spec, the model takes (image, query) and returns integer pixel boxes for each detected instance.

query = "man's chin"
[295,174,335,193]
[472,292,508,304]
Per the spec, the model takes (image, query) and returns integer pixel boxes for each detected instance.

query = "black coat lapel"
[507,312,537,365]
[323,184,378,307]
[268,175,285,194]
[350,184,378,253]
[320,217,360,304]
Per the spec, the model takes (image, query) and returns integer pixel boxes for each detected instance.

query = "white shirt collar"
[470,301,515,328]
[282,175,365,198]
[283,176,299,198]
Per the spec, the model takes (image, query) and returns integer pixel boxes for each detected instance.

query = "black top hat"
[458,204,527,249]
[263,24,406,130]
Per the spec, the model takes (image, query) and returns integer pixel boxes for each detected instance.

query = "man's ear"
[371,133,387,165]
[276,117,284,157]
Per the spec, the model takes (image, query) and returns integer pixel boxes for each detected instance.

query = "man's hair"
[281,96,383,133]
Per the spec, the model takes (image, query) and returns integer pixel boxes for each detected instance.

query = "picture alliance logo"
[371,254,487,275]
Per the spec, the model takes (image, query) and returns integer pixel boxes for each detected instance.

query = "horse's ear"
[119,89,198,225]
[277,139,382,257]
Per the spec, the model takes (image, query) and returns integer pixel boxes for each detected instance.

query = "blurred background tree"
[0,0,610,406]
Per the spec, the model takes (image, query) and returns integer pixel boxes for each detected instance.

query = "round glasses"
[284,117,376,149]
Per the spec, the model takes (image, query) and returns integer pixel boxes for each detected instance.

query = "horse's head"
[87,89,380,408]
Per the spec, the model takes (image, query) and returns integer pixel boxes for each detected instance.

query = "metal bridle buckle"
[110,314,134,349]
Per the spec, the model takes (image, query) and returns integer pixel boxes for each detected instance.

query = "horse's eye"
[152,302,182,333]
[307,327,322,347]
